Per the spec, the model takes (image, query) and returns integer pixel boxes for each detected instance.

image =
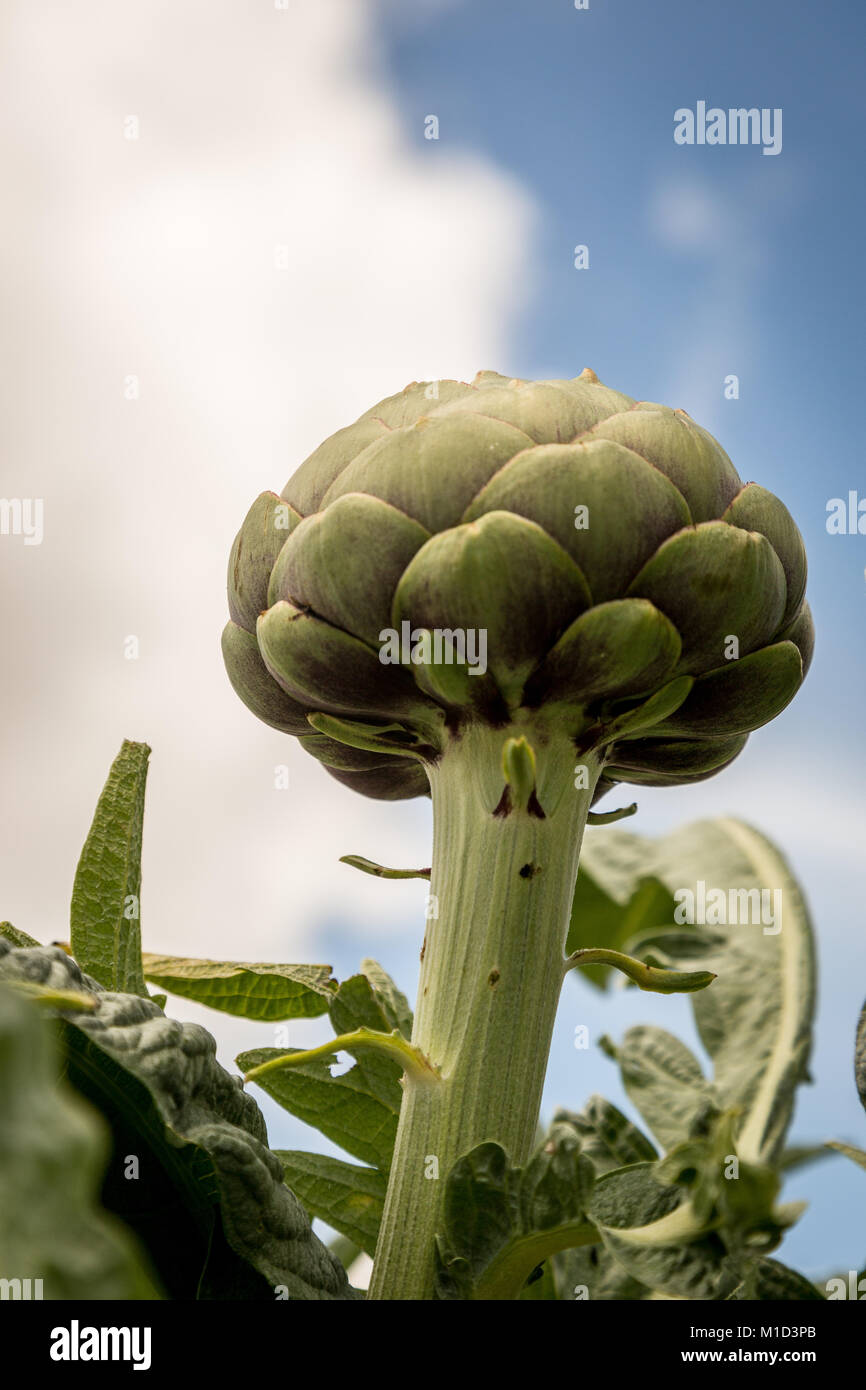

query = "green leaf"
[589,1162,730,1300]
[238,967,411,1174]
[238,1046,399,1172]
[553,1243,649,1301]
[434,1125,596,1300]
[0,984,159,1299]
[579,818,816,1164]
[553,1096,657,1175]
[340,855,430,881]
[0,940,358,1300]
[141,954,336,1021]
[566,873,676,986]
[328,972,407,1113]
[276,1151,386,1256]
[826,1141,866,1172]
[725,1255,825,1300]
[358,958,413,1041]
[0,922,40,948]
[70,740,150,996]
[601,1025,715,1152]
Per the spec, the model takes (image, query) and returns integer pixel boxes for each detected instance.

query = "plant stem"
[369,721,602,1300]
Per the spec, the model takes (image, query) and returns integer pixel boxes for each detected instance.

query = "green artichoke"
[222,368,812,801]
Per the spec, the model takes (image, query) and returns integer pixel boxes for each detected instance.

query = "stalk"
[369,720,602,1300]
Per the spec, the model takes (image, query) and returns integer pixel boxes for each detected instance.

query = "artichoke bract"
[222,369,812,1300]
[223,368,811,802]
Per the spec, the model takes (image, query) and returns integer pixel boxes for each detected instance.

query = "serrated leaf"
[0,984,159,1300]
[0,940,358,1300]
[141,954,335,1021]
[70,740,149,996]
[579,818,816,1164]
[435,1126,596,1301]
[238,1046,399,1172]
[603,1025,715,1152]
[276,1150,386,1256]
[554,1095,657,1174]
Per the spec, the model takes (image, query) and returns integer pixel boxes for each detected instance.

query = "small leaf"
[0,922,40,948]
[604,1025,714,1152]
[237,1047,399,1172]
[70,740,150,996]
[553,1096,657,1175]
[565,946,715,994]
[359,959,413,1040]
[589,1163,727,1300]
[340,855,430,880]
[276,1151,386,1257]
[566,872,676,985]
[141,954,335,1021]
[826,1141,866,1172]
[435,1127,596,1300]
[725,1255,825,1301]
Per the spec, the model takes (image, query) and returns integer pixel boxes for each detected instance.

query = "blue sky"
[334,0,866,1279]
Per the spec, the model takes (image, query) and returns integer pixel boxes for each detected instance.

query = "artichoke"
[222,367,812,800]
[222,367,813,1301]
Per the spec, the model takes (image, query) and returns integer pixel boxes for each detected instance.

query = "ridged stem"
[368,721,602,1300]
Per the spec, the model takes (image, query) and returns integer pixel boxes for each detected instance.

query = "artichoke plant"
[223,368,812,1299]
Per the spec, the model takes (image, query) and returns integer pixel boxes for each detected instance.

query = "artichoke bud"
[223,370,813,800]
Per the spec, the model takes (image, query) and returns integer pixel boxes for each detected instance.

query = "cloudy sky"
[1,0,864,1281]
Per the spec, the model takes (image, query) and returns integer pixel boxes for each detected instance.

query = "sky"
[1,0,864,1285]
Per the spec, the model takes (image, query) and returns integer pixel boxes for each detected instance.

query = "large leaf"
[434,1125,596,1300]
[141,954,336,1021]
[0,984,159,1300]
[276,1151,386,1257]
[0,941,358,1300]
[577,819,815,1165]
[70,740,149,996]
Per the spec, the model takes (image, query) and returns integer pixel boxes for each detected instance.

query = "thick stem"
[369,721,602,1300]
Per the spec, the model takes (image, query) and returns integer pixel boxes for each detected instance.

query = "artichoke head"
[222,369,812,802]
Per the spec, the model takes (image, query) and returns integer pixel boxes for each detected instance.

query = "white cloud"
[0,1,537,983]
